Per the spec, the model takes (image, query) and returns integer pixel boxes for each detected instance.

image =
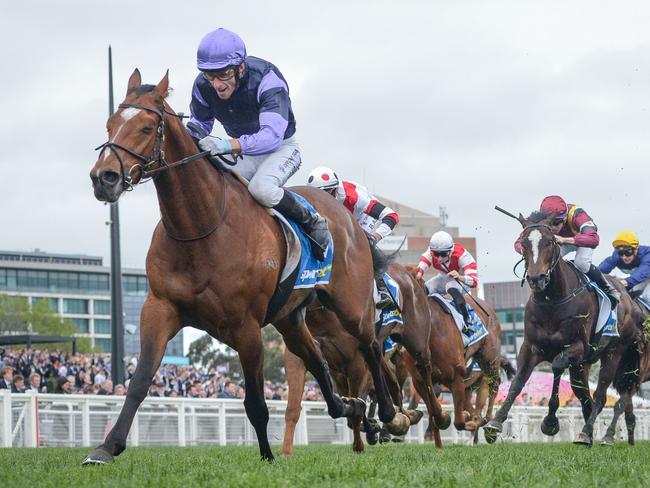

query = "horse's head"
[90,69,170,202]
[519,211,561,292]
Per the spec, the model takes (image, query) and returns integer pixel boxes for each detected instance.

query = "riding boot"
[273,190,330,261]
[448,288,473,335]
[586,265,620,309]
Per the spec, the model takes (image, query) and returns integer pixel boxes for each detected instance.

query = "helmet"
[429,231,454,252]
[306,166,339,190]
[540,195,568,219]
[612,230,639,249]
[197,28,247,71]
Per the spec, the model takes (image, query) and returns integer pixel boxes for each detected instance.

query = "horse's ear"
[126,68,142,95]
[154,70,170,98]
[518,213,528,228]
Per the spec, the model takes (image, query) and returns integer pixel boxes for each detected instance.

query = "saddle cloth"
[588,281,619,337]
[429,293,488,348]
[375,272,403,327]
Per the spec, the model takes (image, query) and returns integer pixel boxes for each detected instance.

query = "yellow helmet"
[612,230,639,249]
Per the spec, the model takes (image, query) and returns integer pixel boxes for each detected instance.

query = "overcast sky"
[2,1,649,347]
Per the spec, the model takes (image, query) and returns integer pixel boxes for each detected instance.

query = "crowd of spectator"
[0,348,325,401]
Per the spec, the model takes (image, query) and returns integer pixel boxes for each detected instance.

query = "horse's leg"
[484,344,540,439]
[276,311,362,421]
[568,363,593,422]
[542,344,582,436]
[451,373,473,431]
[473,378,490,425]
[346,362,367,453]
[281,349,306,456]
[234,322,275,461]
[601,396,627,446]
[83,298,180,464]
[575,348,622,446]
[625,396,636,446]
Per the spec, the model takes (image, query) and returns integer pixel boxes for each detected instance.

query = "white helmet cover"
[429,231,454,252]
[307,166,339,189]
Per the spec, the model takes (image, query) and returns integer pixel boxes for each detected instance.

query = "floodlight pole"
[108,45,125,385]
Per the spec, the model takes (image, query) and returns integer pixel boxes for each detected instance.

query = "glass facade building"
[0,250,183,357]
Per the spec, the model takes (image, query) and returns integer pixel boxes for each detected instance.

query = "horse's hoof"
[573,432,593,447]
[484,428,498,444]
[379,428,392,443]
[366,431,379,445]
[383,412,410,436]
[436,412,452,431]
[540,416,560,436]
[82,447,114,466]
[365,418,381,445]
[600,435,615,447]
[403,409,424,425]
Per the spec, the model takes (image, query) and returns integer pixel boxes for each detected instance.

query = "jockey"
[599,231,650,302]
[515,195,620,307]
[306,166,399,306]
[415,231,478,334]
[187,28,329,260]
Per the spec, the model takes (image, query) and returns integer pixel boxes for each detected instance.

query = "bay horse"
[601,301,648,446]
[84,70,401,463]
[282,262,442,454]
[484,211,640,446]
[402,285,505,443]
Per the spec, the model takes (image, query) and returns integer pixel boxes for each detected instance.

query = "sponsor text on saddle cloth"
[429,292,489,348]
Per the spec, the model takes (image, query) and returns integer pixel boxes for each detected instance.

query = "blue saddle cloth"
[287,193,334,289]
[452,299,489,348]
[379,272,403,327]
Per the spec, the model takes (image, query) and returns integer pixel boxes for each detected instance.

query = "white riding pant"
[232,136,301,207]
[631,279,650,301]
[560,244,594,274]
[425,274,464,296]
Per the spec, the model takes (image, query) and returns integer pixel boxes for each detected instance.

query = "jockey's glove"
[199,136,233,155]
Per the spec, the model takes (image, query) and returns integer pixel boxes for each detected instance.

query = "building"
[0,250,183,358]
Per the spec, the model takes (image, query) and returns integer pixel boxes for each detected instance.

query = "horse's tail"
[500,356,516,380]
[370,236,405,277]
[614,343,641,394]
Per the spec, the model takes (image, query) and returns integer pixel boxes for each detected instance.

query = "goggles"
[616,248,635,257]
[202,67,237,82]
[551,217,565,226]
[433,250,451,258]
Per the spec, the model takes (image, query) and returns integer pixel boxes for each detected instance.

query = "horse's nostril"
[100,171,120,186]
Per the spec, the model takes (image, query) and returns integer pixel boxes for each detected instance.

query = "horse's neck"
[153,115,227,239]
[543,259,576,300]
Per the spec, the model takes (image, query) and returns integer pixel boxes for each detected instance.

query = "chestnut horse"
[403,288,505,443]
[601,301,648,446]
[484,212,640,446]
[84,70,399,463]
[282,262,443,453]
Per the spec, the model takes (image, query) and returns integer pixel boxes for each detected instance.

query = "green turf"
[0,442,647,487]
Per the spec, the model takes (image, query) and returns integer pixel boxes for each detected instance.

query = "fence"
[3,390,650,448]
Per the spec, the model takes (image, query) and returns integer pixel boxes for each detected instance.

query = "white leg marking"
[529,229,542,264]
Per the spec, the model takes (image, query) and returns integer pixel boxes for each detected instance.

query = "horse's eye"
[141,126,154,134]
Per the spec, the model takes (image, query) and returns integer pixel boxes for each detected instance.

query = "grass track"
[0,442,647,487]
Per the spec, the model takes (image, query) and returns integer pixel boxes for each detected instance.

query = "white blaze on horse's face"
[103,108,142,161]
[528,229,542,264]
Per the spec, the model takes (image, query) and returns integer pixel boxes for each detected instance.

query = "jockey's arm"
[598,253,618,275]
[359,194,399,241]
[458,250,479,288]
[627,252,650,288]
[188,79,216,141]
[416,250,433,280]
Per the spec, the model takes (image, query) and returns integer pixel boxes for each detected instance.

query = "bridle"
[520,223,562,286]
[95,102,234,191]
[95,102,233,242]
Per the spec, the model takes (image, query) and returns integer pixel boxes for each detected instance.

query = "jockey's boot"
[586,265,620,309]
[376,276,394,309]
[448,288,473,336]
[274,191,330,261]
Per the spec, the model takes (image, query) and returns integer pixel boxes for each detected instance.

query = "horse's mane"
[370,239,403,277]
[526,209,552,224]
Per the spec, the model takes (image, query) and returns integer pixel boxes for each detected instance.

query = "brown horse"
[282,262,441,454]
[601,301,649,446]
[484,212,640,446]
[403,286,505,443]
[84,70,401,463]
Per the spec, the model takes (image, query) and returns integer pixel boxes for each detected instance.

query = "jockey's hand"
[553,235,566,244]
[199,136,232,155]
[620,279,628,289]
[416,269,424,281]
[447,270,461,280]
[372,232,382,243]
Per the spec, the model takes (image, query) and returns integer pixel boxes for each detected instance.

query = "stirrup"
[377,290,393,309]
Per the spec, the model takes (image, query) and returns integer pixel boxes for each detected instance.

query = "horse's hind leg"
[601,396,627,446]
[276,310,361,421]
[625,397,636,445]
[83,298,180,465]
[281,349,306,456]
